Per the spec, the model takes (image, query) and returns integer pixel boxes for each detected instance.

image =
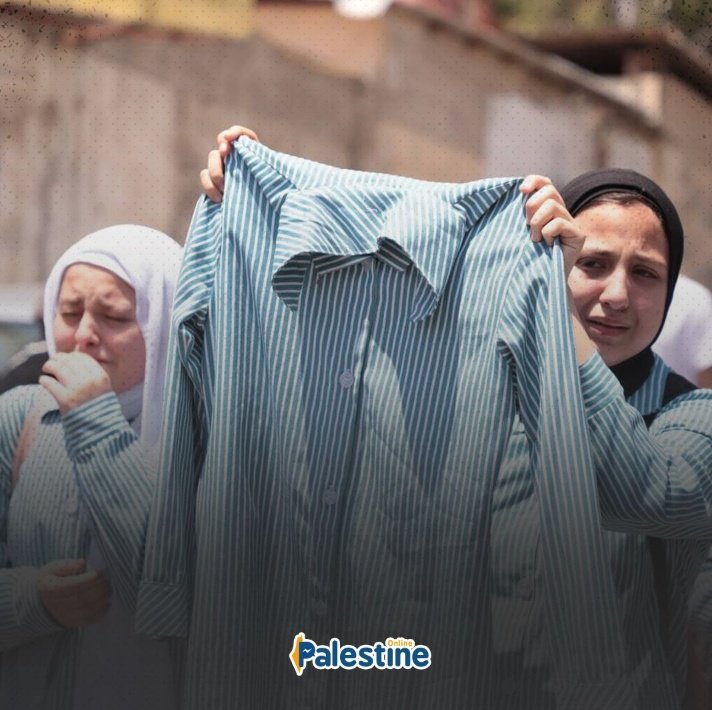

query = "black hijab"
[559,168,684,396]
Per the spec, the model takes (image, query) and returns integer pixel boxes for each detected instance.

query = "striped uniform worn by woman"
[493,169,712,710]
[0,226,181,709]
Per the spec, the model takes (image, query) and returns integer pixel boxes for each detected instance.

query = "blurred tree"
[492,0,712,50]
[665,0,712,48]
[493,0,612,31]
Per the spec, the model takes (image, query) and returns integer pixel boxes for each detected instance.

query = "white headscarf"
[43,225,183,459]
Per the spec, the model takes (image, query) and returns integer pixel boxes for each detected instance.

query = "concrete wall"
[0,12,359,282]
[658,74,712,282]
[1,6,709,289]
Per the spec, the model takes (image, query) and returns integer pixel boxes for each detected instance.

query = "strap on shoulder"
[10,391,54,491]
[662,371,697,404]
[642,371,697,427]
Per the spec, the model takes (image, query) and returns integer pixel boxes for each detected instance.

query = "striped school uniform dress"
[136,138,633,709]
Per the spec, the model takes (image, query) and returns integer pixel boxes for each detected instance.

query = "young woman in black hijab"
[558,168,684,394]
[487,168,712,710]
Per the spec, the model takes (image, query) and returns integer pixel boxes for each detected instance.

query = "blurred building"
[1,0,711,286]
[20,0,254,36]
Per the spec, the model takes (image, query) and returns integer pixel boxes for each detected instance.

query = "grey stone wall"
[1,7,709,286]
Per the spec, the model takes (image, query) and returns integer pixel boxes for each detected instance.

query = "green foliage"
[493,0,616,32]
[492,0,712,48]
[666,0,712,44]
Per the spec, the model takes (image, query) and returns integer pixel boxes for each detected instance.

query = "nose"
[73,312,100,350]
[600,268,629,311]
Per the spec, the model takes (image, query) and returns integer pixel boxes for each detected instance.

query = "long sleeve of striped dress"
[0,383,174,710]
[579,354,712,537]
[0,385,153,648]
[61,391,155,610]
[491,353,712,709]
[0,386,63,651]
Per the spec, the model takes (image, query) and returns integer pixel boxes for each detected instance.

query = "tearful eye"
[577,259,605,270]
[634,268,658,279]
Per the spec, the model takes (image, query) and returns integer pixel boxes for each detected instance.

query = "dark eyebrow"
[581,249,613,258]
[58,297,82,307]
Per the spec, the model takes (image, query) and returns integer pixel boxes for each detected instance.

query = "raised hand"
[200,125,259,203]
[520,174,586,277]
[40,351,112,415]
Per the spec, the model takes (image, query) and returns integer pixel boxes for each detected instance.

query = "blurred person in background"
[0,225,181,710]
[654,273,712,388]
[670,279,712,704]
[0,337,48,395]
[203,129,712,709]
[0,286,47,395]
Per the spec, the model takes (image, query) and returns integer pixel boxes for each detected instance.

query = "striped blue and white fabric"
[0,386,175,709]
[492,353,712,710]
[689,546,712,695]
[136,138,632,709]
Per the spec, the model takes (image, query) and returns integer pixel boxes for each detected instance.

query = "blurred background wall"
[1,0,711,290]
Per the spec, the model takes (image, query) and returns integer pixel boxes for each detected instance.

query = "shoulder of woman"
[651,387,712,434]
[0,385,53,430]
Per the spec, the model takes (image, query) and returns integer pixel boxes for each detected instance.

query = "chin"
[599,344,650,367]
[595,344,626,367]
[600,354,625,367]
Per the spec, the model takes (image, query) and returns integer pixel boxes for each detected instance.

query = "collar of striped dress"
[270,187,469,321]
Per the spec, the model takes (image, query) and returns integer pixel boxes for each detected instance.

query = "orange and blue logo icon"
[289,633,431,675]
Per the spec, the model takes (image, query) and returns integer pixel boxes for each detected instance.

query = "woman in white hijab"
[0,225,182,709]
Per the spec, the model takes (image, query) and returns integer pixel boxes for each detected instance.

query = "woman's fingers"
[39,374,69,405]
[201,149,225,203]
[520,174,552,195]
[529,198,569,245]
[200,168,223,204]
[525,184,565,227]
[202,125,260,202]
[207,150,225,194]
[39,352,111,414]
[216,125,259,158]
[216,125,259,145]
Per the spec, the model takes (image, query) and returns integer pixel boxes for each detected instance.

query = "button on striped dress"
[137,139,631,709]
